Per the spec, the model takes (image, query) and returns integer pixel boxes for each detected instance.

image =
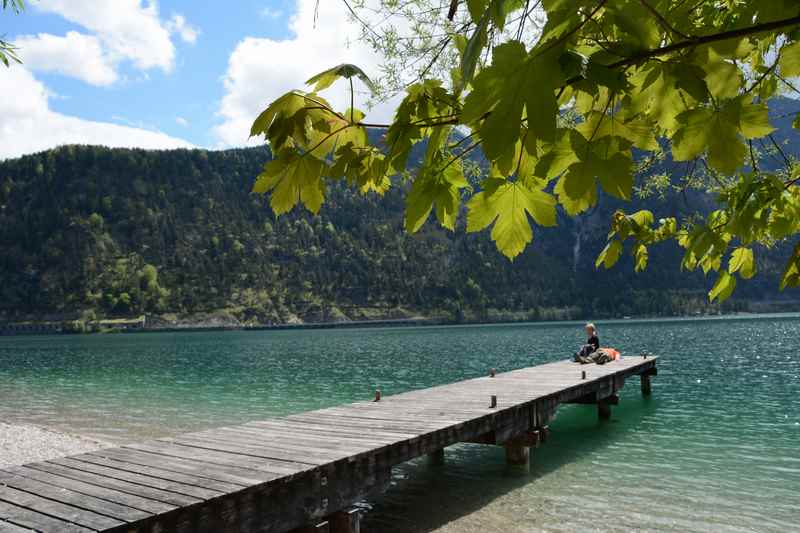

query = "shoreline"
[0,422,108,469]
[2,306,800,337]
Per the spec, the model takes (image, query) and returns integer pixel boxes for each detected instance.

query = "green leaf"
[385,81,455,172]
[462,41,562,160]
[739,102,775,139]
[576,111,658,151]
[534,129,582,179]
[488,0,525,30]
[779,40,800,78]
[305,112,368,159]
[555,161,597,215]
[629,210,654,230]
[729,247,756,279]
[633,243,649,272]
[553,134,632,206]
[596,240,622,269]
[671,108,714,161]
[467,0,489,22]
[709,271,737,302]
[700,47,742,100]
[405,159,468,233]
[672,104,746,175]
[306,64,376,93]
[250,91,307,139]
[460,9,489,90]
[466,181,556,259]
[780,244,800,290]
[594,142,634,200]
[604,0,660,50]
[252,152,326,215]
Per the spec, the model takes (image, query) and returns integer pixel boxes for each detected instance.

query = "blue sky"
[1,0,392,159]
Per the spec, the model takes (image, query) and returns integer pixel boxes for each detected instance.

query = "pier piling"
[329,508,361,533]
[427,448,445,466]
[504,440,531,474]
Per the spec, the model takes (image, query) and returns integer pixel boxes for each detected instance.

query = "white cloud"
[166,14,199,44]
[175,116,189,127]
[216,0,401,147]
[260,7,283,19]
[15,31,117,86]
[0,67,193,160]
[34,0,193,72]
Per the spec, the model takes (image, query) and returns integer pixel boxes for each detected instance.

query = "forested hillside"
[1,102,798,326]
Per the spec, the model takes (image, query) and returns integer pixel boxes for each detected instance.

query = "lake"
[1,315,798,531]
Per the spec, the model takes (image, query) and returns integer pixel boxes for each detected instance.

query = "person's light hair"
[585,322,597,334]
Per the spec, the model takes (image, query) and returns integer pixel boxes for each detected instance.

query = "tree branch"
[768,133,792,169]
[638,0,691,40]
[447,0,459,21]
[605,13,800,72]
[535,0,609,58]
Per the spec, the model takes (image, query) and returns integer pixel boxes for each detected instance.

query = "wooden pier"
[0,356,657,533]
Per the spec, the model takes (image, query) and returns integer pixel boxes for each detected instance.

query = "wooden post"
[490,395,497,408]
[374,389,381,402]
[641,373,652,395]
[427,448,445,466]
[329,508,361,533]
[504,441,530,474]
[598,398,612,420]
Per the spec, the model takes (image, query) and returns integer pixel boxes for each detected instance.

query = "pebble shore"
[0,422,107,469]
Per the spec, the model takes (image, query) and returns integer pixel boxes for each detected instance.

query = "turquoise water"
[0,315,798,531]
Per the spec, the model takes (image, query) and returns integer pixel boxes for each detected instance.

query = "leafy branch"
[250,0,800,295]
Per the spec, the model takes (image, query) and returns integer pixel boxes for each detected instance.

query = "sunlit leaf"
[779,40,800,77]
[728,247,756,279]
[467,181,556,259]
[596,240,622,269]
[709,271,737,302]
[252,152,326,215]
[306,63,377,93]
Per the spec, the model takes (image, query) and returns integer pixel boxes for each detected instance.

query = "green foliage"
[306,63,377,93]
[2,144,780,324]
[466,179,556,259]
[252,0,800,301]
[1,0,24,66]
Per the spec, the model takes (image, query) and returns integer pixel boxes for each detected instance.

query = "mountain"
[1,100,799,328]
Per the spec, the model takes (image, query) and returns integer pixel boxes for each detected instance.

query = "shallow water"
[0,315,798,531]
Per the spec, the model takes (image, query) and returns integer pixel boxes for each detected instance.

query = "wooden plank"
[216,425,395,454]
[90,447,266,486]
[205,424,386,451]
[52,456,223,501]
[262,418,419,440]
[0,485,125,531]
[0,469,150,523]
[5,465,175,515]
[74,452,246,494]
[126,441,311,478]
[0,499,93,533]
[165,435,334,466]
[286,414,447,435]
[0,520,35,532]
[239,420,406,444]
[28,461,198,508]
[306,408,462,428]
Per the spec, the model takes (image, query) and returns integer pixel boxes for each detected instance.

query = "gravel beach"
[0,422,107,469]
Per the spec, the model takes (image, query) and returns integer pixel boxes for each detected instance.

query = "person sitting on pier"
[574,322,600,363]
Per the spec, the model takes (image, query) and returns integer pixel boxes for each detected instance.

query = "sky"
[0,0,399,160]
